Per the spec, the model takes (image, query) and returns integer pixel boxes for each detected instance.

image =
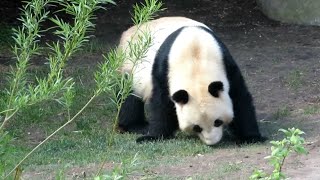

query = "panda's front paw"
[136,135,173,143]
[136,135,159,143]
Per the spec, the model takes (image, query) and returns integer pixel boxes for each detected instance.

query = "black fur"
[208,81,224,97]
[193,125,203,133]
[214,119,224,127]
[198,26,266,143]
[172,90,189,104]
[118,25,266,144]
[118,94,148,134]
[118,28,183,143]
[135,28,183,142]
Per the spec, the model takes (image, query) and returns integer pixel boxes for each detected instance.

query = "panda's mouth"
[198,126,223,145]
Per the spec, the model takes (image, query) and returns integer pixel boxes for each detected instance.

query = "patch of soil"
[286,138,320,180]
[152,139,320,179]
[22,162,117,180]
[153,147,270,179]
[2,0,320,179]
[22,140,320,179]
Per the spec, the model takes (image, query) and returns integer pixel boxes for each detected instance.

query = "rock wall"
[257,0,320,25]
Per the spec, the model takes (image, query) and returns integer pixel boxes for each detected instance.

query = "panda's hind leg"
[118,94,148,134]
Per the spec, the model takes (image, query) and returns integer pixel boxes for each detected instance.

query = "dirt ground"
[1,0,320,179]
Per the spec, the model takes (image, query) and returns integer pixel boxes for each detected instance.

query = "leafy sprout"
[250,128,308,180]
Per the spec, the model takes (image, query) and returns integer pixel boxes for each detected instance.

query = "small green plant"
[2,0,162,178]
[101,0,163,146]
[0,0,118,131]
[95,0,163,176]
[250,128,308,180]
[1,0,113,178]
[3,0,162,178]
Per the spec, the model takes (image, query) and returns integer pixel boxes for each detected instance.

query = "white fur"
[119,17,207,101]
[119,17,234,145]
[168,27,234,145]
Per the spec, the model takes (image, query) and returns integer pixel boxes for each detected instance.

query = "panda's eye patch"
[172,90,189,104]
[193,125,203,133]
[214,119,224,127]
[208,81,224,97]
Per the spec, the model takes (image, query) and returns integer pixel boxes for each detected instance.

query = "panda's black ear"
[172,90,189,104]
[208,81,224,98]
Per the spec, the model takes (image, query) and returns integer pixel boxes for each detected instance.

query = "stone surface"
[257,0,320,25]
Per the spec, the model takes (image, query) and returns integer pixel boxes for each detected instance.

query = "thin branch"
[5,93,99,178]
[0,109,19,130]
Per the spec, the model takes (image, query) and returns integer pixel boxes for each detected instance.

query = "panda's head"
[168,27,234,145]
[172,82,233,145]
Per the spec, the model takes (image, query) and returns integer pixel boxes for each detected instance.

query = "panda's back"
[167,26,229,106]
[119,17,208,100]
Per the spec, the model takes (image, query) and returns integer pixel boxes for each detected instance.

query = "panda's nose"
[214,119,224,127]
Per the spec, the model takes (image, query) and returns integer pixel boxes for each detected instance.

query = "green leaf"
[249,169,267,180]
[294,146,308,154]
[278,128,289,135]
[270,140,280,146]
[94,176,101,180]
[290,135,298,144]
[294,128,305,135]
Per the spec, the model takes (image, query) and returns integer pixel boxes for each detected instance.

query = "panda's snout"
[200,126,223,145]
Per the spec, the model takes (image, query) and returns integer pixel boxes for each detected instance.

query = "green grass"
[7,125,239,178]
[303,105,320,115]
[0,40,292,179]
[3,89,245,178]
[273,106,291,120]
[0,51,309,179]
[286,70,304,90]
[19,131,218,166]
[221,162,243,173]
[0,59,272,179]
[0,63,228,178]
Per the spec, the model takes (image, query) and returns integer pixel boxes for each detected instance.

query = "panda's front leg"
[118,94,148,134]
[227,65,267,143]
[136,88,179,143]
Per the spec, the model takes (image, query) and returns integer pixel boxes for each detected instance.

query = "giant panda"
[117,17,265,145]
